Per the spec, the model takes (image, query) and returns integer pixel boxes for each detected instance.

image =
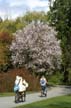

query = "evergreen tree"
[49,0,71,83]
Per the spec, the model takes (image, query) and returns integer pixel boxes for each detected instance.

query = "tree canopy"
[10,21,62,74]
[49,0,71,82]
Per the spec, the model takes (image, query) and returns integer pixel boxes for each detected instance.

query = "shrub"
[0,68,40,92]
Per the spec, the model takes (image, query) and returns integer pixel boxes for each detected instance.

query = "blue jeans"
[41,85,47,94]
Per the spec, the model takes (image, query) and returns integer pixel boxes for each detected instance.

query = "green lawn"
[0,91,35,97]
[15,95,71,108]
[0,92,14,97]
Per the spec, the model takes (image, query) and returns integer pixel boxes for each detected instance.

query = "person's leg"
[41,86,44,96]
[23,91,26,101]
[20,92,24,102]
[44,86,47,96]
[15,91,19,103]
[18,92,23,102]
[19,91,26,102]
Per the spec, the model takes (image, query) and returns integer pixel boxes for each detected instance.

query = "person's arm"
[45,78,47,84]
[22,80,28,87]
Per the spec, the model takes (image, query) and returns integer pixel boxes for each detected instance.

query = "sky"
[0,0,49,20]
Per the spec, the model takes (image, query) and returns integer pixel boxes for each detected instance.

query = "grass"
[15,95,71,108]
[0,92,14,97]
[0,91,36,97]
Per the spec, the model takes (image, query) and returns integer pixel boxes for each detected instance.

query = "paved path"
[0,86,71,108]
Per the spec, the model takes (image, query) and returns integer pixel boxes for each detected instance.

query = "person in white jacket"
[19,77,28,102]
[14,75,28,102]
[19,77,28,92]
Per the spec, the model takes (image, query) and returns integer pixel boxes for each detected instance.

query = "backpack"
[14,84,19,92]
